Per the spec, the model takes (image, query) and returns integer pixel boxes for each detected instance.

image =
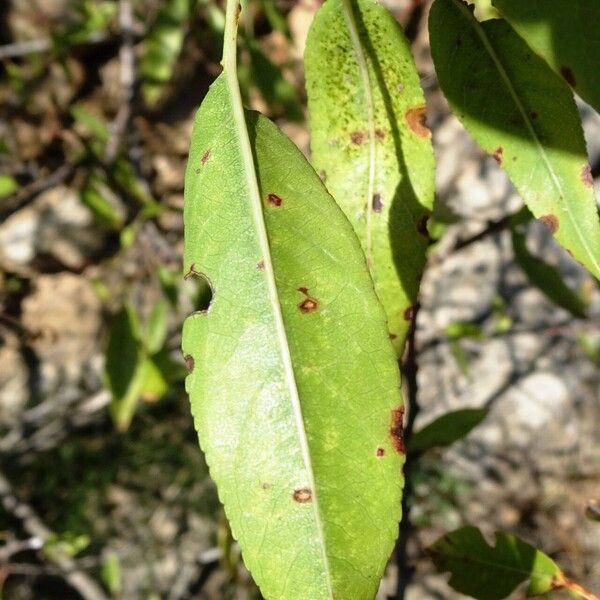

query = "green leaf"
[141,0,190,106]
[144,299,170,354]
[0,174,19,199]
[408,408,488,453]
[44,533,90,560]
[429,0,600,280]
[139,356,169,402]
[430,527,562,599]
[101,552,122,596]
[511,217,588,318]
[80,171,124,230]
[305,0,436,353]
[105,305,144,431]
[492,0,600,113]
[183,73,404,599]
[445,322,483,341]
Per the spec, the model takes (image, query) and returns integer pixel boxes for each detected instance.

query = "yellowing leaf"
[305,0,435,353]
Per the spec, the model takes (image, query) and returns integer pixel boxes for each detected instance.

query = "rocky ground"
[0,1,598,599]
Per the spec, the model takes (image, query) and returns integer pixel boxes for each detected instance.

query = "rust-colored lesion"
[184,355,195,373]
[581,164,593,187]
[372,193,383,213]
[492,146,503,165]
[200,149,211,166]
[538,214,559,234]
[390,406,406,454]
[266,193,283,207]
[405,106,431,138]
[297,287,318,313]
[350,130,367,145]
[293,488,312,503]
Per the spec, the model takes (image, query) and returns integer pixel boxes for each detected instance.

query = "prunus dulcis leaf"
[305,0,436,353]
[182,73,405,599]
[429,0,600,280]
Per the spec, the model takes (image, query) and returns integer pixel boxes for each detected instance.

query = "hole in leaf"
[183,265,214,313]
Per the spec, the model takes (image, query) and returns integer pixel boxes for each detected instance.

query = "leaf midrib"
[451,0,599,276]
[221,1,334,595]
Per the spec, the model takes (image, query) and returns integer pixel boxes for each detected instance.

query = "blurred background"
[0,0,599,598]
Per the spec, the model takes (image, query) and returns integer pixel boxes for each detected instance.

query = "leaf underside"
[429,0,600,280]
[182,74,404,600]
[305,0,436,353]
[493,0,600,113]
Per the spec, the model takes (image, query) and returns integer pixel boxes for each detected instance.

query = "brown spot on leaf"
[375,128,385,141]
[560,66,576,87]
[403,305,417,322]
[267,193,283,207]
[184,355,194,373]
[376,447,385,457]
[539,214,559,234]
[581,164,593,187]
[492,146,503,165]
[318,170,327,182]
[390,406,406,454]
[530,111,538,120]
[235,2,241,23]
[372,193,383,213]
[256,259,265,270]
[405,106,431,138]
[293,488,312,503]
[350,131,366,145]
[389,333,397,341]
[262,482,271,490]
[297,287,318,313]
[201,149,211,165]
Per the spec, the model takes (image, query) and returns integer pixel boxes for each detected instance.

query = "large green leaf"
[305,0,435,353]
[182,73,405,599]
[431,527,562,599]
[429,0,600,280]
[492,0,600,113]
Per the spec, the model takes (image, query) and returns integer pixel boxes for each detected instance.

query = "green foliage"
[105,301,175,431]
[44,532,91,560]
[409,408,488,453]
[182,71,405,599]
[52,0,117,53]
[142,0,191,106]
[305,0,435,353]
[101,552,122,596]
[429,0,600,280]
[0,174,19,199]
[80,170,125,230]
[493,0,600,113]
[431,527,569,599]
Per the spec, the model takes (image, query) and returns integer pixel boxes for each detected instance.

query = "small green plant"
[181,0,600,598]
